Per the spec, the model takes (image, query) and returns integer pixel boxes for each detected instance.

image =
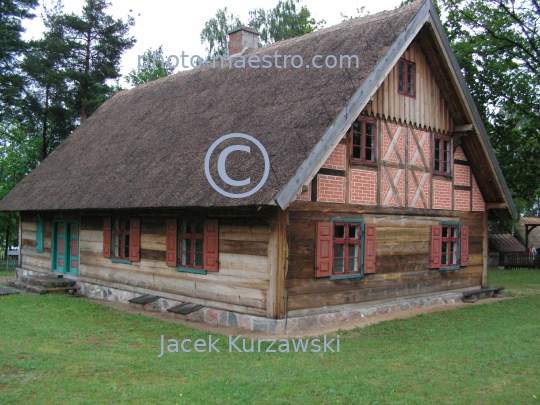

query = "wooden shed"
[0,0,516,328]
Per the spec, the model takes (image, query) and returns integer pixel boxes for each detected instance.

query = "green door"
[53,220,79,276]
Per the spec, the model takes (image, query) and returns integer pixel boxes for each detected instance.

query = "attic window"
[434,135,452,175]
[351,119,376,165]
[398,59,415,98]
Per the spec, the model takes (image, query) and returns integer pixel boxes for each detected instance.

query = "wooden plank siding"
[286,203,484,315]
[364,40,453,134]
[18,212,275,317]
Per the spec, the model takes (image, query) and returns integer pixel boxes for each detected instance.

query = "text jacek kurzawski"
[158,334,340,356]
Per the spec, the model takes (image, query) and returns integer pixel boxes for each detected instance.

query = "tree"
[248,0,325,45]
[200,1,324,59]
[442,0,540,213]
[0,0,39,129]
[52,0,136,122]
[200,8,242,59]
[125,46,174,86]
[20,0,77,161]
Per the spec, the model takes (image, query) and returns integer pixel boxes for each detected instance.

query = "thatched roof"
[0,0,516,218]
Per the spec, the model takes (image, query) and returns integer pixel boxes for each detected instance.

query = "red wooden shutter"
[165,219,177,267]
[129,218,141,262]
[315,222,333,277]
[103,217,111,258]
[461,225,469,266]
[204,219,219,272]
[430,225,442,269]
[364,224,377,274]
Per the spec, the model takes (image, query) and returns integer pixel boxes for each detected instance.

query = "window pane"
[353,146,361,159]
[348,225,359,239]
[334,243,344,258]
[114,235,120,256]
[195,221,204,234]
[451,242,458,265]
[181,221,189,234]
[333,258,344,273]
[366,123,374,135]
[195,253,203,267]
[365,147,373,161]
[335,225,345,239]
[182,238,190,265]
[194,239,203,253]
[114,219,120,230]
[353,131,361,147]
[348,244,359,272]
[442,227,448,238]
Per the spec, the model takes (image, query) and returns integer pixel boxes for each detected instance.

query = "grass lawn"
[1,269,539,404]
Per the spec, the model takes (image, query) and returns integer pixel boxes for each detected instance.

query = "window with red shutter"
[316,219,376,279]
[165,219,177,267]
[168,218,219,274]
[430,225,442,269]
[315,222,333,277]
[432,222,465,270]
[103,217,111,258]
[461,225,469,266]
[129,218,141,262]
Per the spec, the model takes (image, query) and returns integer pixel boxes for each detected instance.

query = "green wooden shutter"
[36,216,44,253]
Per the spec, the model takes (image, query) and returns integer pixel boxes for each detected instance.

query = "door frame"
[51,219,79,276]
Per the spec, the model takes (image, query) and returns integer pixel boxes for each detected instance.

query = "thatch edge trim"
[425,1,517,219]
[275,0,431,209]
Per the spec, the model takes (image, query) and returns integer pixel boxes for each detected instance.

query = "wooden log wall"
[20,215,52,271]
[363,39,453,134]
[286,203,485,316]
[19,211,276,317]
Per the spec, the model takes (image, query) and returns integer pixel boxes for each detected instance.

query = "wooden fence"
[501,252,540,269]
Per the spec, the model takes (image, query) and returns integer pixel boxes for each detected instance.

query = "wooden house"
[0,0,516,330]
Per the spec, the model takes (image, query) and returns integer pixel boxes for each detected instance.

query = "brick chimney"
[227,26,260,55]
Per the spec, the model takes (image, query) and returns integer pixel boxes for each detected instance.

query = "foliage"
[442,0,540,213]
[0,0,39,128]
[340,7,369,23]
[125,46,174,86]
[49,0,136,122]
[1,271,540,403]
[200,8,242,59]
[248,0,325,46]
[200,0,324,59]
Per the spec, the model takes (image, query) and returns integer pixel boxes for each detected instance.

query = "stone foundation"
[14,268,465,334]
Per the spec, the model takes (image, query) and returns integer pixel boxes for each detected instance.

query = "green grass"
[1,270,539,404]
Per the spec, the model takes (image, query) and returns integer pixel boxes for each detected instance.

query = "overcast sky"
[22,0,404,87]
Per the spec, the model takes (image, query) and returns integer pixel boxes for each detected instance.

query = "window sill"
[329,273,363,280]
[398,91,416,99]
[350,159,377,167]
[439,266,460,271]
[177,267,207,275]
[111,258,132,264]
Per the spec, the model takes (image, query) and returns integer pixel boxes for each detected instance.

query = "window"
[103,217,140,263]
[398,59,415,97]
[430,223,469,270]
[315,220,376,279]
[166,219,219,274]
[179,220,204,269]
[113,219,130,261]
[351,119,376,164]
[434,136,452,175]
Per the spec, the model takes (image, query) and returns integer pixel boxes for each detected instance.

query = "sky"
[21,0,405,87]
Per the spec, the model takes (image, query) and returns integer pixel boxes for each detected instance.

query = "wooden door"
[53,220,78,275]
[68,222,79,276]
[55,222,66,271]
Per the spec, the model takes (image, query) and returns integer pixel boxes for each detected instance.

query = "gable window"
[398,59,415,97]
[351,119,376,164]
[165,218,219,274]
[434,136,452,175]
[103,217,141,263]
[430,223,469,270]
[315,219,376,279]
